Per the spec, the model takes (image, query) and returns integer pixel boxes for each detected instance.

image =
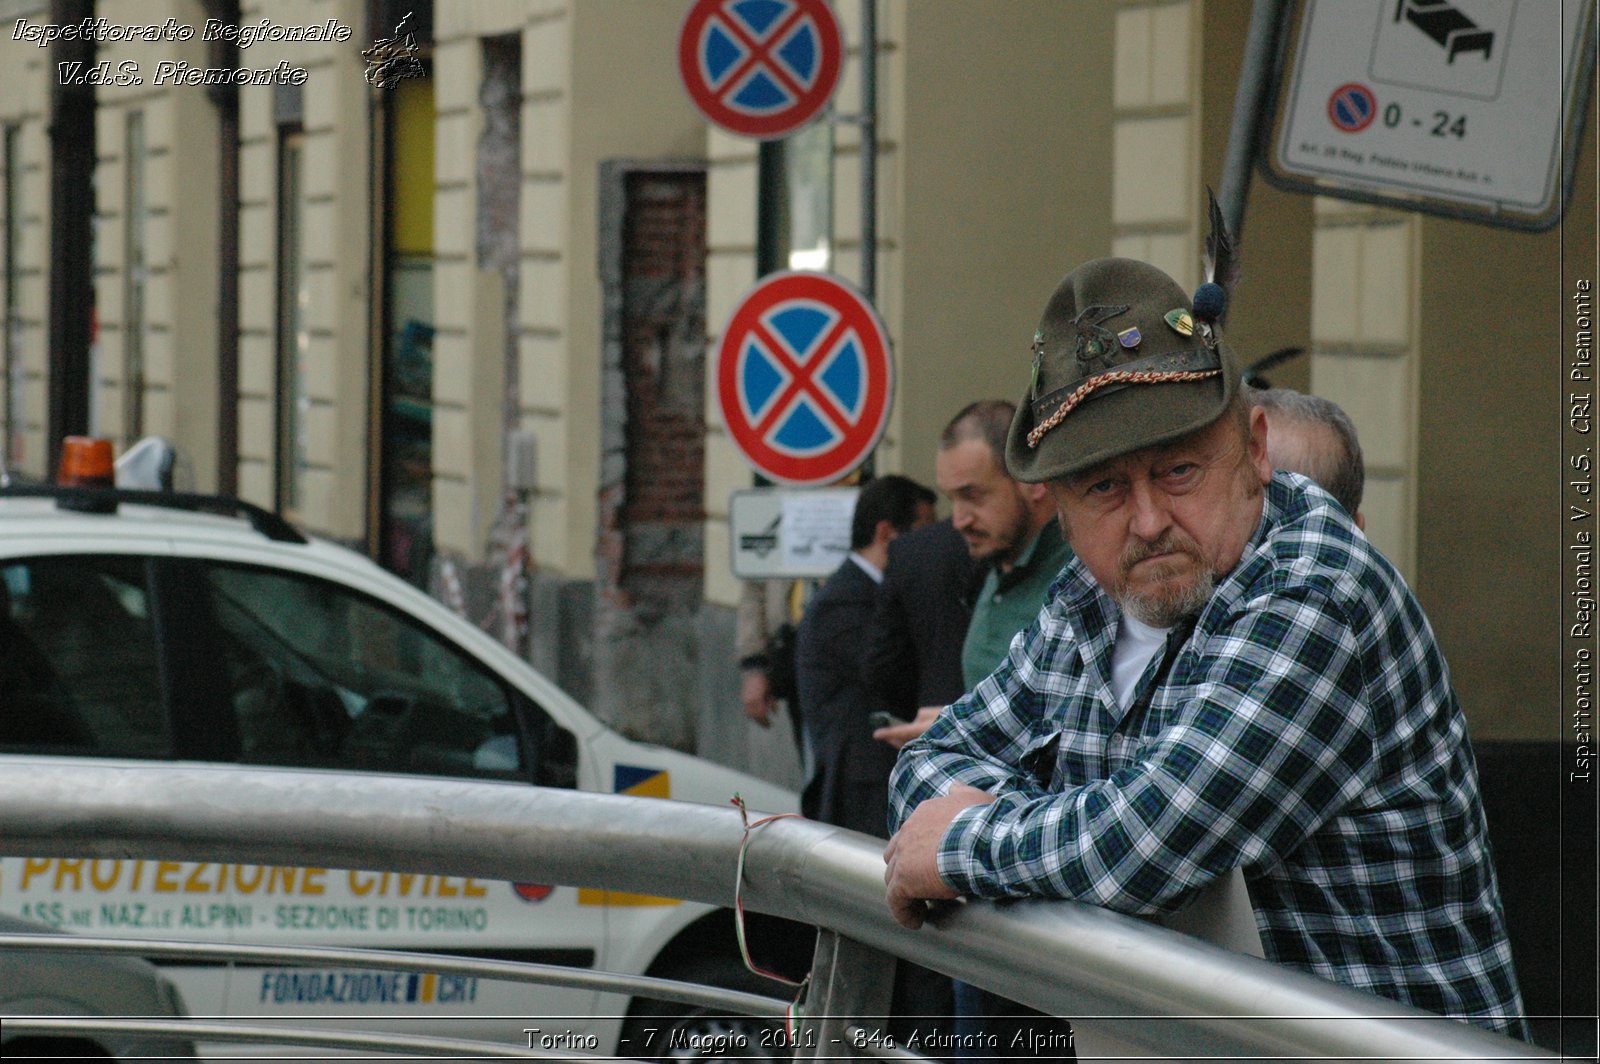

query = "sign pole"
[859,0,877,305]
[857,0,878,477]
[1217,0,1291,244]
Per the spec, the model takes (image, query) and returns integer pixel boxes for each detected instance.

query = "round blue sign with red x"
[678,0,843,140]
[1327,82,1377,133]
[717,272,892,486]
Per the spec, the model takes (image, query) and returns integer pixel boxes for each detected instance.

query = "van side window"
[0,556,169,757]
[204,564,548,782]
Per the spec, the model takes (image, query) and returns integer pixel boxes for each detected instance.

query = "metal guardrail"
[0,761,1555,1062]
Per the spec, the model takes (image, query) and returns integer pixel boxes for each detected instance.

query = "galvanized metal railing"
[0,761,1554,1062]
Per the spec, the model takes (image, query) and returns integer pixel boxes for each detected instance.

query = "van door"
[0,552,237,1016]
[181,558,605,1047]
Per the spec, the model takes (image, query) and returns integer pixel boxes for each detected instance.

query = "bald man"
[1251,386,1366,530]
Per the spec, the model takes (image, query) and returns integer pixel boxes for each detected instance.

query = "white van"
[0,481,808,1058]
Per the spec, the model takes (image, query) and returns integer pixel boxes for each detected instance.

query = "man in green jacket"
[874,400,1072,750]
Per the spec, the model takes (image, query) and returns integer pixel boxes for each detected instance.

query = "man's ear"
[874,517,898,547]
[1020,481,1052,507]
[1246,406,1273,484]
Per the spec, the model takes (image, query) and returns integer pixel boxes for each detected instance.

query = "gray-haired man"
[1251,385,1366,530]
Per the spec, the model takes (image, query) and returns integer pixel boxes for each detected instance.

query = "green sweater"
[960,519,1073,689]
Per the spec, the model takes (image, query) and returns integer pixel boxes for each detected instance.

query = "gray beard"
[1118,566,1216,628]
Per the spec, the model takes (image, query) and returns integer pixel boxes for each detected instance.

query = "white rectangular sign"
[729,487,858,580]
[1275,0,1592,226]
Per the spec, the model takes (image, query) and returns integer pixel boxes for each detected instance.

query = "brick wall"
[616,171,706,587]
[591,166,708,749]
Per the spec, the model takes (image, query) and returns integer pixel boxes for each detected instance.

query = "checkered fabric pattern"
[888,472,1527,1038]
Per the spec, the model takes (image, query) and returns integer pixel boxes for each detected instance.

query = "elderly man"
[883,257,1526,1037]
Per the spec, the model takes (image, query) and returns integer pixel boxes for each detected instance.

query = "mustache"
[1118,532,1202,573]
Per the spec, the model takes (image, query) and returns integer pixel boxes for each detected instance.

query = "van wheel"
[620,955,795,1062]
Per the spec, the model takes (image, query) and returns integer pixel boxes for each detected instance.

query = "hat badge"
[1164,308,1195,337]
[1072,304,1130,373]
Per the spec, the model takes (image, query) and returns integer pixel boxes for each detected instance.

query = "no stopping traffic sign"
[678,0,843,140]
[1327,82,1377,133]
[716,272,892,486]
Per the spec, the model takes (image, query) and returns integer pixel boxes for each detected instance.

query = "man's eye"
[1164,463,1199,480]
[1086,479,1117,495]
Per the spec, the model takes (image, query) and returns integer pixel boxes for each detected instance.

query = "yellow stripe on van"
[420,972,437,1003]
[577,888,680,907]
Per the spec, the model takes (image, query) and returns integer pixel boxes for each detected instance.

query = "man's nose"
[1127,478,1172,542]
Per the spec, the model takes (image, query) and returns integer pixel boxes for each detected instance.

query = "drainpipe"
[858,0,877,304]
[857,0,877,478]
[205,0,241,496]
[45,0,95,473]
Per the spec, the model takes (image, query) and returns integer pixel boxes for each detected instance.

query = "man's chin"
[1119,571,1214,628]
[1124,558,1195,594]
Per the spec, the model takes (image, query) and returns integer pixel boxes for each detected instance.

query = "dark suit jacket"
[795,557,898,836]
[863,518,980,715]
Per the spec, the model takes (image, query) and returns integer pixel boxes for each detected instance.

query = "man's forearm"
[887,743,1014,831]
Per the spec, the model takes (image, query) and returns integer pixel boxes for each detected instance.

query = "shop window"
[782,120,834,271]
[379,72,435,582]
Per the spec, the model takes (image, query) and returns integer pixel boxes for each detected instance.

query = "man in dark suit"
[796,474,949,1044]
[862,518,980,723]
[795,474,935,836]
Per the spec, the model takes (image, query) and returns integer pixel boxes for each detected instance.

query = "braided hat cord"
[1026,367,1222,449]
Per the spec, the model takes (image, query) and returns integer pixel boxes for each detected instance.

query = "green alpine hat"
[1005,257,1240,483]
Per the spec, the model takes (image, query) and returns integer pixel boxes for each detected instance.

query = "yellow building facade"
[0,0,1591,756]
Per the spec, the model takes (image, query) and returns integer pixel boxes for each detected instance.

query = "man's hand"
[882,783,995,929]
[740,669,774,727]
[873,705,942,749]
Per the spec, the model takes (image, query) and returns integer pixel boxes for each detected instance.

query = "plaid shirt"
[889,473,1526,1037]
